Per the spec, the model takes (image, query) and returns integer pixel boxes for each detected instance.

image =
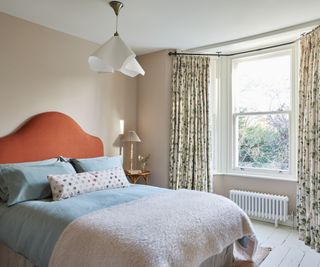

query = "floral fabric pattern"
[169,55,213,192]
[297,26,320,252]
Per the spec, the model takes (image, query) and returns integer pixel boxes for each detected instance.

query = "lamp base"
[130,142,134,170]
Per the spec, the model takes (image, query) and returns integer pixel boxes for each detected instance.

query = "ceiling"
[0,0,320,55]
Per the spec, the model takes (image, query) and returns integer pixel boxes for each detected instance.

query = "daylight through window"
[231,50,293,174]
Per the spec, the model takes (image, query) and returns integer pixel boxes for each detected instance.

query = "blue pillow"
[0,158,59,202]
[0,161,76,206]
[0,158,58,167]
[70,156,123,173]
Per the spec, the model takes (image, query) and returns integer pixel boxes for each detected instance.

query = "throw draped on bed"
[297,25,320,252]
[169,55,213,192]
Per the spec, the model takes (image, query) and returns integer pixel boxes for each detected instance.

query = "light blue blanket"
[0,185,168,267]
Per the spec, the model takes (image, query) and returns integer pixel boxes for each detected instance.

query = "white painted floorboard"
[252,220,320,267]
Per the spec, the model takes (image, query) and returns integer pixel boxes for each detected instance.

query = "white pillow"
[48,167,130,201]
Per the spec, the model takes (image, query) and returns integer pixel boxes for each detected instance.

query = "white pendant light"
[88,1,145,77]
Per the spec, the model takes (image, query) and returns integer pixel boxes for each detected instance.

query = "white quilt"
[49,190,257,267]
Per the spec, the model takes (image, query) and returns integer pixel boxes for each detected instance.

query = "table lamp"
[122,131,141,170]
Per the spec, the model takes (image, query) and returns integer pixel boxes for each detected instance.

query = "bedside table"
[125,170,150,184]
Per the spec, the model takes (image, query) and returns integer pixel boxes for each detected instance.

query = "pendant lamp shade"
[88,36,144,77]
[121,58,145,77]
[88,2,145,77]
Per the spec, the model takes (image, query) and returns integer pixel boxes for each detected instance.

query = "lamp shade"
[88,35,145,77]
[121,58,145,77]
[122,131,141,142]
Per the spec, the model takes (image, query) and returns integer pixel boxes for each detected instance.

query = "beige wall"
[0,12,137,168]
[136,50,297,213]
[136,50,172,188]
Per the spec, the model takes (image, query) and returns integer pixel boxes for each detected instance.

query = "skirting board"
[250,214,297,228]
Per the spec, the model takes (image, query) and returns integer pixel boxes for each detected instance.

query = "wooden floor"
[252,220,320,267]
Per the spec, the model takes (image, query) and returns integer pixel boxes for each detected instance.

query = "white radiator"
[229,189,289,227]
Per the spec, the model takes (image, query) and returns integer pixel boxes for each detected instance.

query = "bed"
[0,112,257,267]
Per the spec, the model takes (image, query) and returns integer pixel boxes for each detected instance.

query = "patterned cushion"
[48,167,130,201]
[90,167,130,189]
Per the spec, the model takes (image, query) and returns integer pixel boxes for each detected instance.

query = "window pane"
[233,53,291,113]
[236,113,289,170]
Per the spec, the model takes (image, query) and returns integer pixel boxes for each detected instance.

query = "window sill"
[213,172,297,182]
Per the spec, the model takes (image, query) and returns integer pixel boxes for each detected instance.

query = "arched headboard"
[0,112,104,163]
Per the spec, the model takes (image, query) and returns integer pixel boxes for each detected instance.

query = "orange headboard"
[0,112,104,163]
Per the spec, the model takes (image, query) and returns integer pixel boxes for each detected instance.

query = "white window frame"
[210,59,218,172]
[213,44,298,181]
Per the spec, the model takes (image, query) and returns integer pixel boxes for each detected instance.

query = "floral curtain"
[297,26,320,252]
[169,55,212,192]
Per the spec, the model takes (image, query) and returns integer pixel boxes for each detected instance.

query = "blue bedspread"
[0,185,168,267]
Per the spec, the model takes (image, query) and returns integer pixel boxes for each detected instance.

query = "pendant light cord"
[114,15,119,36]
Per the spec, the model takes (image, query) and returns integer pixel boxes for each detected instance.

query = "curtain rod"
[168,40,296,57]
